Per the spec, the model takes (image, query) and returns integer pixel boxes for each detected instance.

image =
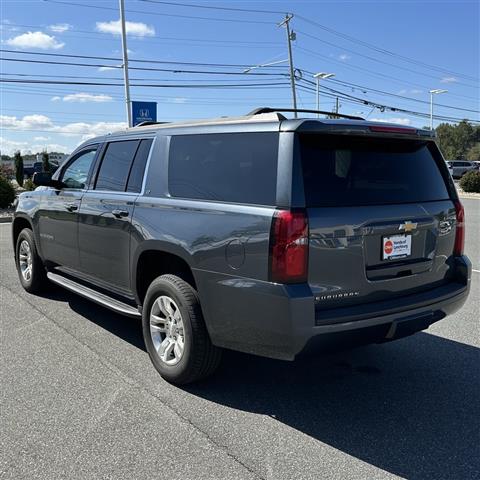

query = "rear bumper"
[194,255,471,361]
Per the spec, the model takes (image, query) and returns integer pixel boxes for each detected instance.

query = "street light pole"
[429,89,447,130]
[279,14,297,117]
[119,0,132,127]
[313,72,335,117]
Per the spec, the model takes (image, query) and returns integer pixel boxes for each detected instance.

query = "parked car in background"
[447,160,479,179]
[12,109,471,384]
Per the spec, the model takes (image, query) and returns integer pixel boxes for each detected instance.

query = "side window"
[95,140,139,192]
[168,133,278,205]
[126,139,153,193]
[61,148,97,189]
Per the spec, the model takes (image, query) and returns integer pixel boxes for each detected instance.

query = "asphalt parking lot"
[1,199,478,480]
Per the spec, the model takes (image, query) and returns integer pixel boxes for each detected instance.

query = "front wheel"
[15,228,48,293]
[142,274,222,385]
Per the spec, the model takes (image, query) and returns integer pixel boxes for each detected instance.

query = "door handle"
[112,209,129,218]
[65,203,78,212]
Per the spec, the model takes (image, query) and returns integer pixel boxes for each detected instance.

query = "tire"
[142,274,222,385]
[15,228,48,294]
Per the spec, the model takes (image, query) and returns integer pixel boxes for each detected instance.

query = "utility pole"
[279,14,297,118]
[119,0,132,127]
[335,97,339,115]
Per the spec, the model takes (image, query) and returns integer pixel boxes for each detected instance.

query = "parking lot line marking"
[473,269,480,274]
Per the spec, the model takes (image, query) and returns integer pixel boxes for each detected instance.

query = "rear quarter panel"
[130,129,293,354]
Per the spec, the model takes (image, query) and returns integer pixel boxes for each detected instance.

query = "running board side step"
[47,272,141,318]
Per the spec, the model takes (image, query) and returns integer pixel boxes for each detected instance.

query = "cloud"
[0,136,28,154]
[440,76,458,84]
[1,115,127,155]
[97,66,117,72]
[370,117,412,126]
[31,143,70,153]
[170,97,188,104]
[1,114,54,130]
[51,96,61,102]
[398,88,423,95]
[60,93,114,103]
[339,53,350,61]
[5,31,64,50]
[53,122,127,140]
[96,19,155,37]
[48,23,72,33]
[1,114,126,139]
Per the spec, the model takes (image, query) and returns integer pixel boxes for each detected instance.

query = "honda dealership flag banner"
[132,101,157,126]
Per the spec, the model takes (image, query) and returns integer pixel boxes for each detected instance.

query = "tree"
[436,120,478,160]
[0,176,16,208]
[14,151,24,187]
[466,144,480,162]
[42,151,51,173]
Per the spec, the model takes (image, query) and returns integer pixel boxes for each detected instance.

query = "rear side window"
[95,140,139,191]
[299,134,450,206]
[168,133,278,205]
[126,139,153,193]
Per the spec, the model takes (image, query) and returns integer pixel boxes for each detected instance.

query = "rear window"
[299,134,450,207]
[168,132,278,205]
[95,140,139,192]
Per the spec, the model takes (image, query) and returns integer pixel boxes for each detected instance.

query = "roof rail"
[248,107,364,121]
[134,121,170,127]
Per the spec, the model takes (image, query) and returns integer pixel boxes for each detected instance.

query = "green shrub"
[23,178,36,191]
[460,170,480,193]
[0,175,16,208]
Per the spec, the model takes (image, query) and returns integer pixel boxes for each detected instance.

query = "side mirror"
[32,172,64,189]
[33,172,52,186]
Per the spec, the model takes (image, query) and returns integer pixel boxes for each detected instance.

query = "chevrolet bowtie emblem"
[399,221,418,233]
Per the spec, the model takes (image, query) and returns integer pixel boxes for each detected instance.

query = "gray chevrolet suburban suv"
[13,108,471,384]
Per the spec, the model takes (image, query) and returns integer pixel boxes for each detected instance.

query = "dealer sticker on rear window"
[383,234,412,260]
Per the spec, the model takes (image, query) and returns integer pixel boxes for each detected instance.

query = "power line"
[296,30,479,89]
[0,72,289,83]
[0,49,286,70]
[0,22,283,46]
[137,0,287,15]
[135,0,477,83]
[295,14,479,82]
[43,0,274,25]
[297,79,480,124]
[325,78,480,114]
[0,78,291,89]
[0,57,289,77]
[295,46,479,102]
[299,75,480,114]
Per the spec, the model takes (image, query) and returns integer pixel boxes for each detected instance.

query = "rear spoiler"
[288,120,436,138]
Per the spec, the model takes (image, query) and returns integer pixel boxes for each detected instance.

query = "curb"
[458,193,480,200]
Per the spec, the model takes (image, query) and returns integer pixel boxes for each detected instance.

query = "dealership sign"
[132,101,157,126]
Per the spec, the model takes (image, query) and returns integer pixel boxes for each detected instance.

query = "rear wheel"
[15,228,48,293]
[142,274,222,385]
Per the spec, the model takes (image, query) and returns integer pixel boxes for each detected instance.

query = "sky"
[0,0,479,155]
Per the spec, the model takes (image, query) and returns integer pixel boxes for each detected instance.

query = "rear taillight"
[454,200,465,256]
[269,209,308,283]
